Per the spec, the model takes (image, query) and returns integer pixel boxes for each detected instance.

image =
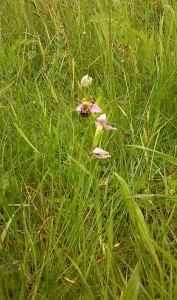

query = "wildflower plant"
[3,3,177,299]
[76,75,116,159]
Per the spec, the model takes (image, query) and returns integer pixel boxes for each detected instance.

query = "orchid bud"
[80,74,92,88]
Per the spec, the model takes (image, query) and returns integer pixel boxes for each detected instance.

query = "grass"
[1,0,177,299]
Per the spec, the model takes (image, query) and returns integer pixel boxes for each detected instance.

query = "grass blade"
[14,123,41,155]
[121,263,140,300]
[0,208,20,251]
[129,145,177,166]
[67,256,94,300]
[68,155,93,177]
[114,173,161,272]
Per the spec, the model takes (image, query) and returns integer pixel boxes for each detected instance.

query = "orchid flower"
[95,114,117,131]
[76,101,102,116]
[80,74,92,88]
[92,147,111,159]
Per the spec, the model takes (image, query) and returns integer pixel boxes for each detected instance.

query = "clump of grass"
[1,0,177,299]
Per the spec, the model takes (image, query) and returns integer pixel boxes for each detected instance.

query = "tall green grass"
[1,0,177,299]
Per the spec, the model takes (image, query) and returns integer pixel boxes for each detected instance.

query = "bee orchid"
[92,147,111,159]
[76,101,102,117]
[95,114,117,131]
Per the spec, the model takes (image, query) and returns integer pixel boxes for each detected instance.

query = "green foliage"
[1,0,177,299]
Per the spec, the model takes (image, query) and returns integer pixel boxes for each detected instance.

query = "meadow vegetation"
[1,0,177,299]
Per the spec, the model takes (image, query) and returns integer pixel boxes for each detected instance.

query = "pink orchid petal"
[92,147,111,159]
[96,114,106,124]
[103,124,117,131]
[90,104,102,113]
[95,121,100,127]
[88,103,94,109]
[76,102,102,114]
[95,113,116,130]
[76,104,84,111]
[93,147,106,155]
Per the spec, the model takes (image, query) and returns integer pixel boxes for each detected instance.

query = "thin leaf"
[114,173,135,223]
[114,173,161,273]
[14,123,41,155]
[68,155,93,177]
[129,145,177,166]
[0,208,20,251]
[154,242,177,268]
[121,263,140,300]
[134,168,149,194]
[93,124,103,149]
[67,256,94,300]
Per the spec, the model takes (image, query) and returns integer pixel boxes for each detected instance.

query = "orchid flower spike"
[95,114,117,131]
[80,74,92,88]
[92,147,111,159]
[76,101,102,117]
